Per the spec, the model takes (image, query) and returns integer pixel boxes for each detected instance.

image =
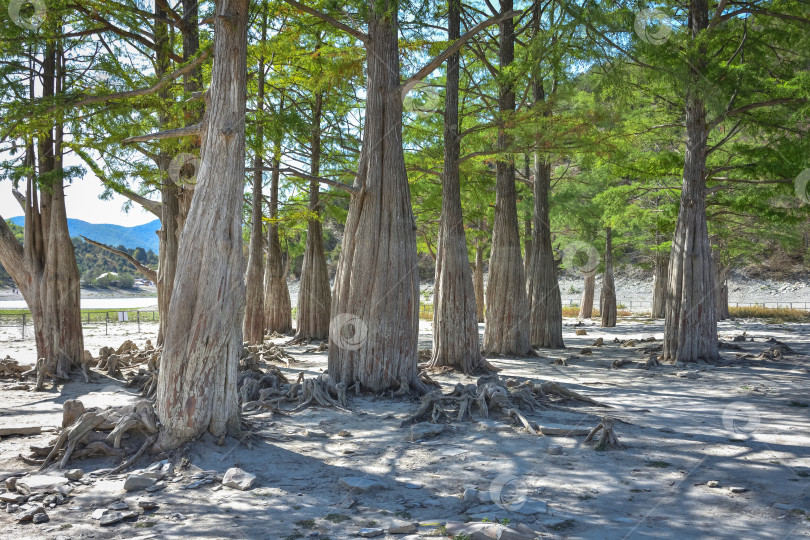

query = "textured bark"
[327,0,423,392]
[0,46,84,380]
[526,16,563,348]
[712,247,730,320]
[295,90,331,340]
[600,227,617,327]
[482,0,531,356]
[156,0,248,448]
[651,250,668,318]
[662,0,719,363]
[474,241,485,323]
[243,14,267,344]
[578,270,595,319]
[263,144,292,334]
[428,0,486,373]
[527,159,564,347]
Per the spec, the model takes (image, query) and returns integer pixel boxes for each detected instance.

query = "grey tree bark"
[474,241,485,323]
[156,0,248,448]
[243,11,268,344]
[712,247,730,320]
[428,0,487,373]
[600,227,617,327]
[662,0,719,363]
[328,0,424,392]
[482,0,531,356]
[651,249,668,318]
[263,143,292,334]
[578,270,595,319]
[295,90,331,340]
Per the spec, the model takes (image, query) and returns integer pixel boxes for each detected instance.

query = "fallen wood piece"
[539,381,609,407]
[535,426,592,436]
[0,426,42,437]
[585,416,623,450]
[107,434,158,475]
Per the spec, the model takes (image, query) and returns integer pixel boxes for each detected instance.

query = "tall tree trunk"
[600,227,617,327]
[523,215,532,279]
[429,0,486,373]
[482,0,531,356]
[662,0,719,363]
[651,249,668,318]
[474,241,485,323]
[263,143,292,334]
[328,0,423,392]
[156,0,248,448]
[243,11,268,344]
[712,247,730,320]
[0,45,84,380]
[578,269,595,319]
[295,91,331,340]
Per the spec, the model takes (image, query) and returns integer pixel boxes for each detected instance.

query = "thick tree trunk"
[482,0,531,356]
[156,0,248,448]
[428,0,486,373]
[527,158,564,347]
[712,247,730,320]
[0,45,84,380]
[578,270,595,319]
[328,0,423,392]
[651,250,668,318]
[295,91,331,340]
[600,227,617,327]
[662,0,718,363]
[243,16,267,344]
[263,145,292,334]
[474,241,485,323]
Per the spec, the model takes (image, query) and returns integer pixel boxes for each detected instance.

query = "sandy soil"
[1,319,809,539]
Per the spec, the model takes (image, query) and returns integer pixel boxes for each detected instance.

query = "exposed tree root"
[399,375,608,435]
[25,399,159,470]
[585,416,623,450]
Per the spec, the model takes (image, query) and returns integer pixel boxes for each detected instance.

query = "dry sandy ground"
[1,318,809,539]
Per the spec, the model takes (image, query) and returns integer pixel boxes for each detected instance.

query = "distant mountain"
[9,216,160,252]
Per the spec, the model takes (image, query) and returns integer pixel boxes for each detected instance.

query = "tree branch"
[121,123,202,144]
[0,213,26,289]
[12,189,25,211]
[80,236,157,283]
[248,166,359,194]
[281,0,369,43]
[401,10,520,91]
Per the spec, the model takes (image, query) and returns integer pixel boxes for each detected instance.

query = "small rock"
[0,493,26,504]
[357,527,385,537]
[462,487,478,503]
[64,469,84,481]
[575,329,587,336]
[99,510,137,526]
[388,521,418,534]
[593,337,604,346]
[338,430,352,437]
[580,347,592,355]
[407,423,445,441]
[32,512,49,524]
[547,445,563,455]
[91,508,108,519]
[222,468,256,491]
[729,486,748,493]
[16,504,45,522]
[707,481,719,488]
[109,501,129,510]
[339,477,386,493]
[124,473,157,492]
[306,428,329,438]
[145,481,167,492]
[138,500,158,510]
[5,477,17,491]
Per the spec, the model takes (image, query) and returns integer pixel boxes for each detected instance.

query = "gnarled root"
[585,416,623,450]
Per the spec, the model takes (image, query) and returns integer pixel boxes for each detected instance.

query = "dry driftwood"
[585,416,623,450]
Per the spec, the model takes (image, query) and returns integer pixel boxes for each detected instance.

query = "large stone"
[145,460,173,479]
[32,512,49,524]
[16,504,45,522]
[222,468,256,491]
[339,477,386,493]
[16,474,69,495]
[0,493,26,504]
[123,473,157,492]
[65,469,84,481]
[407,423,445,441]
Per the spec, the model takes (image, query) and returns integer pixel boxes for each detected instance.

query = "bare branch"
[80,236,157,283]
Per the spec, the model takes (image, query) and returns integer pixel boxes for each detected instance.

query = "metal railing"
[0,310,160,339]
